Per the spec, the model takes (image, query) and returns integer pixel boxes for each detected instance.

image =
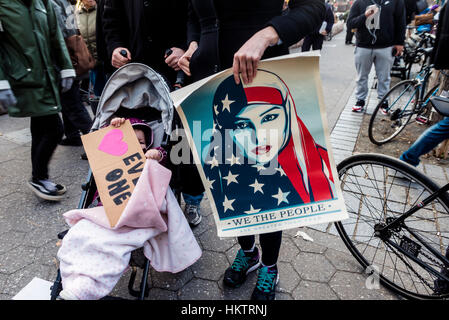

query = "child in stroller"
[54,64,202,300]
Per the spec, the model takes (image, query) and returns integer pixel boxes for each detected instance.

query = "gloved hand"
[0,89,17,110]
[61,77,74,93]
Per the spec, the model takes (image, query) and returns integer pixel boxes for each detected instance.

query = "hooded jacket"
[347,0,406,49]
[0,0,75,117]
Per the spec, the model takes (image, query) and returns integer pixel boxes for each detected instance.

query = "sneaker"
[380,101,389,115]
[27,179,65,201]
[59,137,83,146]
[223,248,260,288]
[184,204,202,227]
[352,100,365,112]
[251,265,279,301]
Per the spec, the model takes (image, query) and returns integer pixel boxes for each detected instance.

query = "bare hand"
[165,47,185,71]
[178,42,198,76]
[365,5,378,18]
[320,31,327,36]
[145,149,162,161]
[111,47,131,69]
[110,117,125,127]
[233,26,279,85]
[394,45,404,56]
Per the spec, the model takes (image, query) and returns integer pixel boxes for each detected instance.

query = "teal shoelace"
[231,250,249,272]
[256,267,277,292]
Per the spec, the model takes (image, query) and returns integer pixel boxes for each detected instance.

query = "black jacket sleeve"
[164,0,188,51]
[268,0,326,46]
[393,0,406,45]
[102,0,128,60]
[347,0,366,30]
[186,0,201,45]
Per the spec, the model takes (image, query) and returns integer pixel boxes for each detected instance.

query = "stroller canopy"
[91,63,174,134]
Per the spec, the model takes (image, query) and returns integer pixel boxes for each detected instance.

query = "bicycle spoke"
[337,155,449,299]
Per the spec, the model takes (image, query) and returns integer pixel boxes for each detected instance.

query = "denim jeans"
[183,193,204,206]
[400,117,449,166]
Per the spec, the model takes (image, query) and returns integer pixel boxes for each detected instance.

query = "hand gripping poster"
[172,53,348,237]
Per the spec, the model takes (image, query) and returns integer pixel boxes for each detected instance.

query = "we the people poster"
[173,53,348,237]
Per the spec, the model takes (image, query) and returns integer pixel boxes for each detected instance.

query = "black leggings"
[238,231,282,266]
[30,114,64,180]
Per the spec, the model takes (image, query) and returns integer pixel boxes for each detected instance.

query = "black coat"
[102,0,188,83]
[431,3,449,70]
[187,0,326,81]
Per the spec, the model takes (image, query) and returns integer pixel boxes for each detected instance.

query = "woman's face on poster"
[230,103,287,164]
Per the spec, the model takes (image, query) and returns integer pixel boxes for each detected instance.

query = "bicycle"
[368,48,441,146]
[336,94,449,299]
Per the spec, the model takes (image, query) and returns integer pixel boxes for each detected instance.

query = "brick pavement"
[0,71,409,301]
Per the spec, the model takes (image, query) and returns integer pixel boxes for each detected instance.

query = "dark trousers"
[302,33,324,51]
[179,163,205,196]
[61,81,93,139]
[238,231,283,266]
[345,28,354,44]
[30,114,64,180]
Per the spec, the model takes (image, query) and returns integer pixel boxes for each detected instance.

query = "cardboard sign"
[81,120,145,227]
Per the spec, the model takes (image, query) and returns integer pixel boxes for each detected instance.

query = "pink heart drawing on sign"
[98,129,128,156]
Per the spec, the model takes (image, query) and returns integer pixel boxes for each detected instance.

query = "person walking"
[52,0,94,147]
[0,0,75,201]
[75,0,107,103]
[302,1,335,51]
[177,0,325,301]
[347,0,406,112]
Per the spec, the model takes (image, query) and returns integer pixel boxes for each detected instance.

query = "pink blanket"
[57,160,202,300]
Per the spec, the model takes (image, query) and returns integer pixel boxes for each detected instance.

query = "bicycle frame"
[388,66,434,118]
[377,181,449,282]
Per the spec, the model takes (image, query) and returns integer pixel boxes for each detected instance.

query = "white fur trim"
[0,80,11,90]
[60,69,76,79]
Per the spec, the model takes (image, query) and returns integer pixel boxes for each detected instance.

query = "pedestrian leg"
[354,47,374,102]
[301,35,313,52]
[400,117,449,166]
[373,47,395,100]
[30,114,64,180]
[60,80,93,145]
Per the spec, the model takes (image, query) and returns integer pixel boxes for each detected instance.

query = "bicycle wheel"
[368,80,418,145]
[335,154,449,299]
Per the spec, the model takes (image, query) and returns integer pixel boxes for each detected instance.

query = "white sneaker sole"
[27,182,64,201]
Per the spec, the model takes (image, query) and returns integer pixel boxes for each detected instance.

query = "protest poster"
[172,52,348,238]
[81,120,146,227]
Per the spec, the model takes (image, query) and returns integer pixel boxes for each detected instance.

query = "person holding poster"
[178,0,326,301]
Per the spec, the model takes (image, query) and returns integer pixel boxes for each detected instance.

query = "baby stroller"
[50,63,180,300]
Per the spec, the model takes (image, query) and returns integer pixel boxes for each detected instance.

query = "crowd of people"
[0,0,448,301]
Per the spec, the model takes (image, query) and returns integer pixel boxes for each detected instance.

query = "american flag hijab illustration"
[204,70,334,219]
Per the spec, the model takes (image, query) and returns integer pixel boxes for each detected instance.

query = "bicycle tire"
[368,80,418,145]
[335,153,449,300]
